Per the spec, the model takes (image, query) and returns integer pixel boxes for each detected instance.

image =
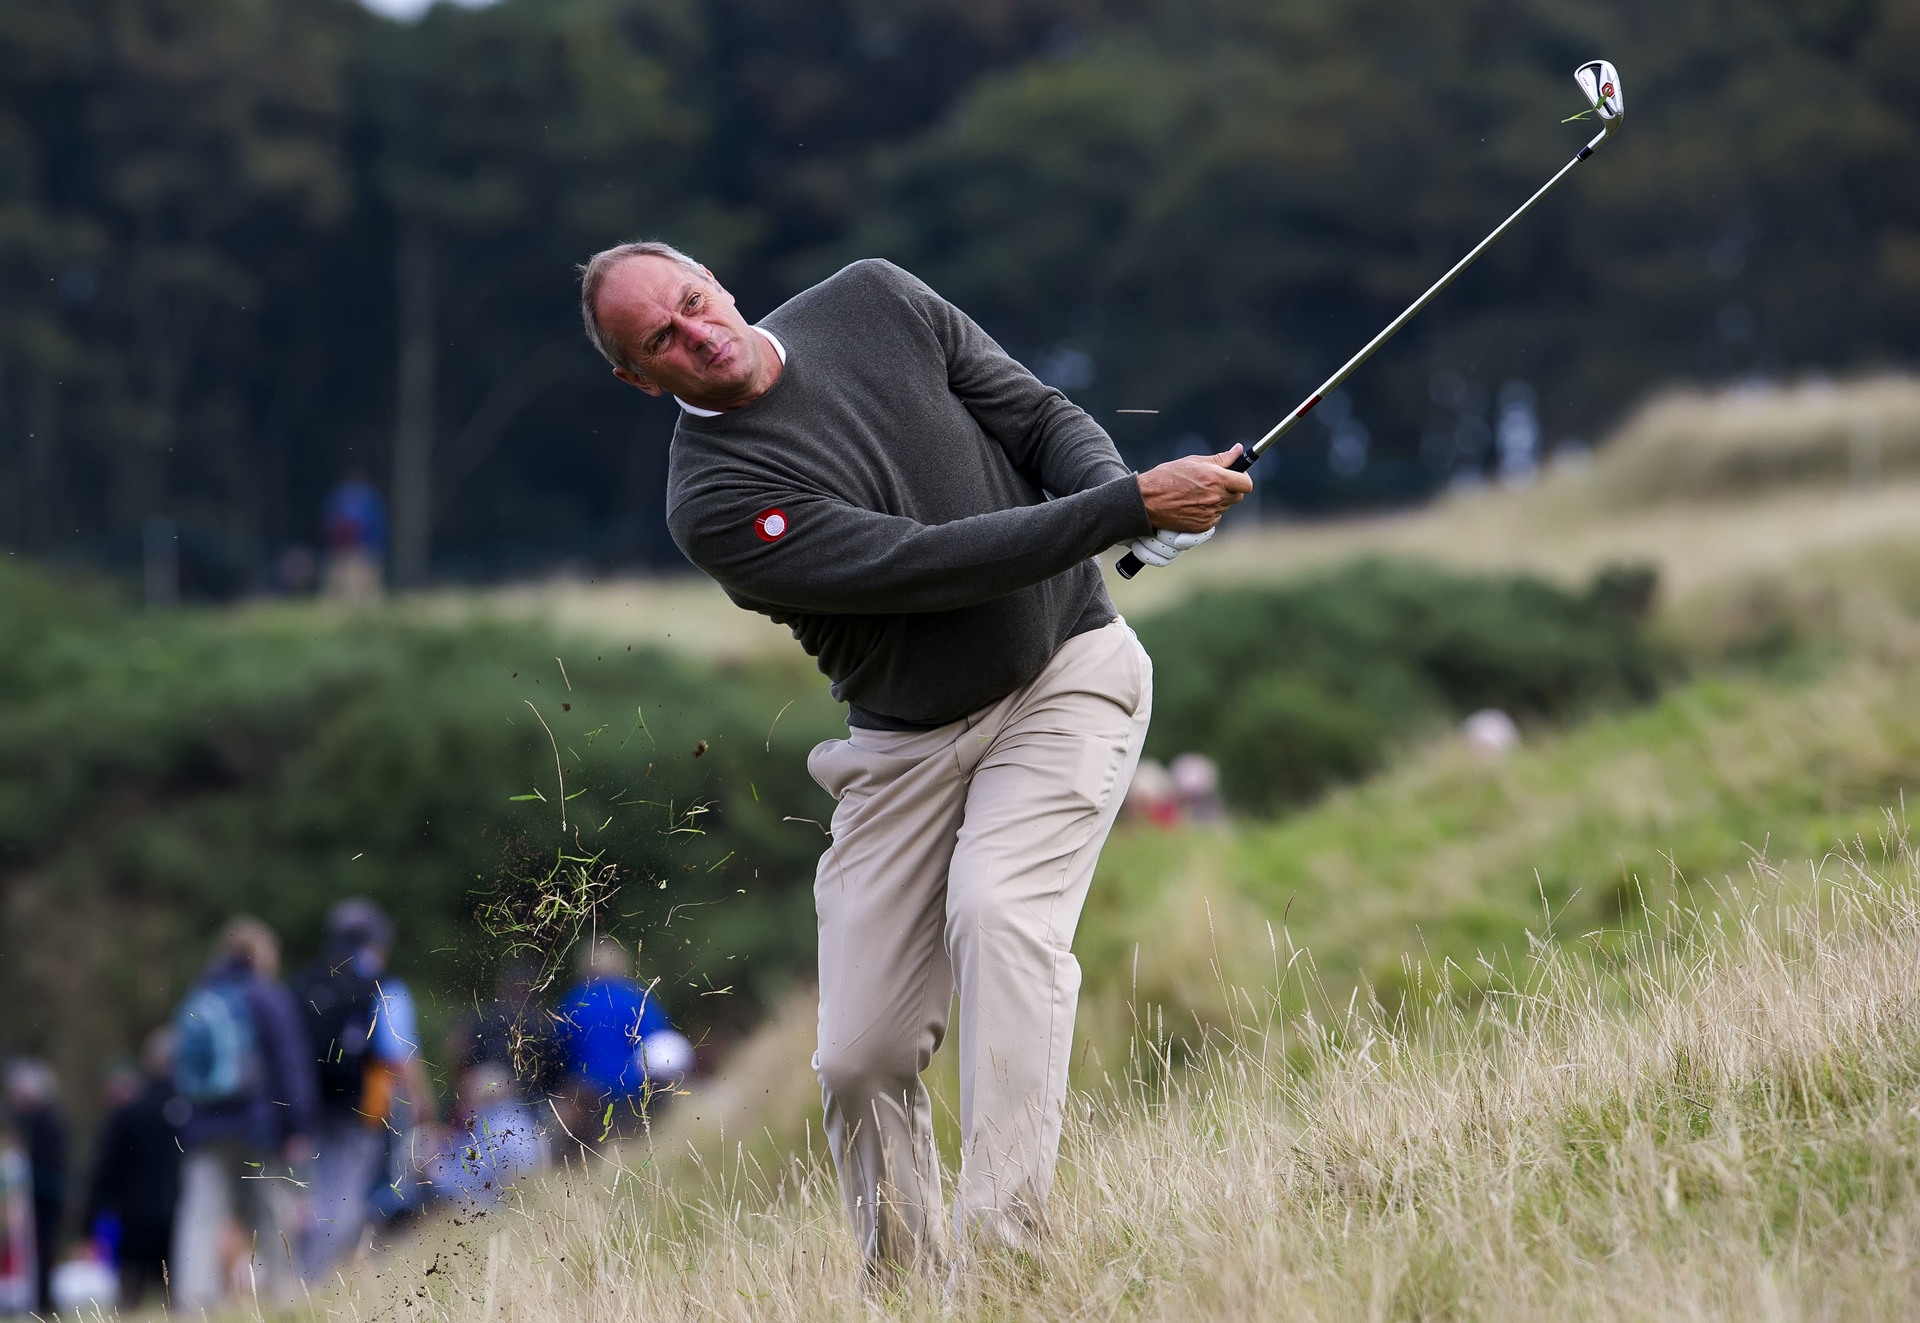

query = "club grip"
[1116,445,1258,579]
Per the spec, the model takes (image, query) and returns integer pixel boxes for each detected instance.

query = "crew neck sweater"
[665,259,1152,728]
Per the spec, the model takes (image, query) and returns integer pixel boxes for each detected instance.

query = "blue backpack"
[174,978,260,1105]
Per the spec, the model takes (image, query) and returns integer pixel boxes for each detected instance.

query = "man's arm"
[257,982,319,1143]
[370,981,438,1126]
[885,263,1127,498]
[670,472,1151,617]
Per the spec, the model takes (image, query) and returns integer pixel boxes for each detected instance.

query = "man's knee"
[814,1034,919,1111]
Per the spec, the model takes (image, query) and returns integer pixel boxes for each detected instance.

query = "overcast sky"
[357,0,498,20]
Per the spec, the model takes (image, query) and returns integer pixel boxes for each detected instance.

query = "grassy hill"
[328,846,1920,1320]
[313,532,1920,1317]
[45,374,1920,1318]
[283,374,1920,1320]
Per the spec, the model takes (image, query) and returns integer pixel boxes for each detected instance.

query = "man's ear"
[613,365,663,397]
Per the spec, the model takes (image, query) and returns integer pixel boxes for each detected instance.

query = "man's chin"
[676,370,757,410]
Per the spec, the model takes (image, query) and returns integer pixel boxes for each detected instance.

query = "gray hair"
[577,239,707,375]
[4,1057,57,1106]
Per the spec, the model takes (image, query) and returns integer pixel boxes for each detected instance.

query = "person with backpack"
[295,899,438,1282]
[169,917,316,1310]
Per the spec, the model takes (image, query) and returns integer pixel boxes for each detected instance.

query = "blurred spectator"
[446,958,561,1099]
[1123,757,1180,827]
[274,545,319,595]
[553,939,691,1141]
[49,1253,117,1315]
[2,1059,64,1315]
[321,471,386,600]
[1169,752,1225,824]
[0,1124,32,1312]
[294,898,439,1282]
[1496,379,1541,487]
[169,917,317,1310]
[83,1029,182,1310]
[424,1064,546,1210]
[1462,708,1521,758]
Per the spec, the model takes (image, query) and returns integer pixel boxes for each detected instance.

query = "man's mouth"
[708,340,733,370]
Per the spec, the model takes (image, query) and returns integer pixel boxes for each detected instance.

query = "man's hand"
[1127,528,1214,568]
[1137,446,1254,532]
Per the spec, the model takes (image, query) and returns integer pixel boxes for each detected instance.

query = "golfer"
[579,243,1250,1274]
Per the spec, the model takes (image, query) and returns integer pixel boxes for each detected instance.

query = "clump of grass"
[473,848,623,996]
[322,820,1920,1320]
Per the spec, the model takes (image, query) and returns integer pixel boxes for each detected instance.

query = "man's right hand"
[1137,446,1254,532]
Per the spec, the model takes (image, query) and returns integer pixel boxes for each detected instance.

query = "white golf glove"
[1126,527,1214,568]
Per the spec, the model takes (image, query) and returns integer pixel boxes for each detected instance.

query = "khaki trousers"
[171,1142,301,1309]
[807,619,1152,1273]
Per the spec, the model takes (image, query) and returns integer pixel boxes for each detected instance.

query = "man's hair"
[326,895,395,954]
[577,239,706,375]
[217,915,280,977]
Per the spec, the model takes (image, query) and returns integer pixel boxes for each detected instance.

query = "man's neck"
[676,327,786,416]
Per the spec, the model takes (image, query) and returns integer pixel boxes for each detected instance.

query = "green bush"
[1136,560,1663,810]
[0,563,841,1079]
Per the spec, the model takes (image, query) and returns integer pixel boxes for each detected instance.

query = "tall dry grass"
[312,823,1920,1321]
[1585,375,1920,507]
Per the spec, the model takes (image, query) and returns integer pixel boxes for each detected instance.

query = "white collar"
[675,327,786,417]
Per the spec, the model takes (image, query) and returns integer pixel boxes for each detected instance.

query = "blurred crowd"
[1122,752,1225,827]
[0,901,689,1315]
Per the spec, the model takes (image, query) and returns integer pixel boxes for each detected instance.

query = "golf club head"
[1574,60,1625,136]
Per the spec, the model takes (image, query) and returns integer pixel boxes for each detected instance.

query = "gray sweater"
[666,260,1152,727]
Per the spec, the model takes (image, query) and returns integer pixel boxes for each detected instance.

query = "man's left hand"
[1126,527,1214,568]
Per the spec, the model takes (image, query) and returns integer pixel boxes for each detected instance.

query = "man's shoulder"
[768,257,932,326]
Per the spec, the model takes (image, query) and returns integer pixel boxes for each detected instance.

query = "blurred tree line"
[1,0,1916,587]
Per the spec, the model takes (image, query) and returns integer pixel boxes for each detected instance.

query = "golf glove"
[1126,527,1214,568]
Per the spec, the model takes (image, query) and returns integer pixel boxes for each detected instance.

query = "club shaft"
[1246,128,1608,461]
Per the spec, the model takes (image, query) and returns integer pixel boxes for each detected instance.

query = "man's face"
[595,256,769,408]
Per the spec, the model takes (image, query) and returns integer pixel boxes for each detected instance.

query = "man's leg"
[808,724,971,1276]
[170,1147,233,1309]
[946,621,1152,1252]
[239,1144,302,1304]
[117,1218,171,1310]
[301,1120,384,1281]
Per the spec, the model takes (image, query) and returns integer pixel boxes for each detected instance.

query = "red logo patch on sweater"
[754,508,790,542]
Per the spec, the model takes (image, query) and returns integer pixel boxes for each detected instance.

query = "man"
[2,1059,64,1315]
[320,470,387,600]
[82,1030,182,1310]
[169,917,316,1309]
[294,898,438,1282]
[578,242,1248,1275]
[552,937,693,1139]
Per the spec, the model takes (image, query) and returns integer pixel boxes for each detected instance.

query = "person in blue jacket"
[552,939,691,1139]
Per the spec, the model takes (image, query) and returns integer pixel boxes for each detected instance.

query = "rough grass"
[1578,374,1920,507]
[1076,539,1920,1069]
[228,539,1920,1323]
[300,829,1920,1321]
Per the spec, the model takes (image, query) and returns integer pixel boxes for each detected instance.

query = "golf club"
[1117,58,1626,579]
